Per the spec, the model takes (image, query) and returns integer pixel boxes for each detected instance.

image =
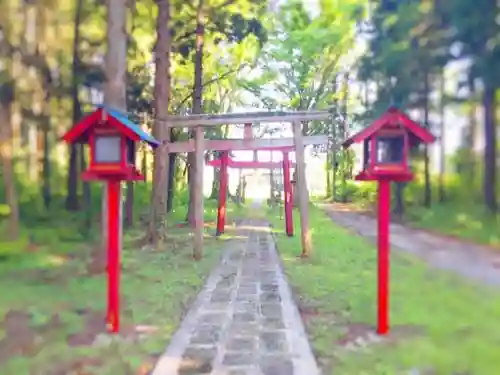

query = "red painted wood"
[342,106,435,148]
[283,152,293,237]
[62,108,140,145]
[207,159,297,169]
[62,109,102,143]
[107,180,121,333]
[216,152,229,236]
[81,166,145,181]
[377,179,390,335]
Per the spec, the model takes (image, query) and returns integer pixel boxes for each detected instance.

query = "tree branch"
[173,65,247,112]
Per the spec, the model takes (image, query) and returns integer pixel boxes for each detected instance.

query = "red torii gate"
[163,110,331,258]
[207,148,297,237]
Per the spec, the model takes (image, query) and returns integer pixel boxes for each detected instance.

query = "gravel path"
[320,203,500,287]
[152,219,319,375]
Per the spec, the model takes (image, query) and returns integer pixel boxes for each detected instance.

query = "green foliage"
[241,0,365,121]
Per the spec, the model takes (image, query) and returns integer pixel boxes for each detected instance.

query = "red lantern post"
[62,106,158,333]
[282,151,293,236]
[216,151,229,236]
[342,106,435,335]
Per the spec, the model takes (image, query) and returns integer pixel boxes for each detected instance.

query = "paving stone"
[260,304,282,319]
[238,284,258,295]
[236,293,258,302]
[227,369,251,375]
[260,356,294,375]
[261,317,285,330]
[259,331,288,353]
[179,346,216,374]
[239,282,258,289]
[211,291,232,303]
[234,301,258,314]
[204,302,228,311]
[260,292,282,303]
[261,283,279,292]
[223,352,255,366]
[226,336,257,351]
[233,312,257,323]
[200,312,227,325]
[229,322,258,336]
[229,252,243,261]
[241,268,257,277]
[190,326,222,345]
[240,276,257,284]
[220,267,238,278]
[216,277,236,288]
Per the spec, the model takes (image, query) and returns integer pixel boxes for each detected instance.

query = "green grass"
[266,204,500,375]
[405,203,500,248]
[0,197,235,375]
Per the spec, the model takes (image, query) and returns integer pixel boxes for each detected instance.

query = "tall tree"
[0,0,20,240]
[147,0,172,245]
[181,0,268,225]
[100,0,128,265]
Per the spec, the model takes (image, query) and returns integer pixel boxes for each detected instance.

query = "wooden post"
[292,121,312,257]
[193,126,204,260]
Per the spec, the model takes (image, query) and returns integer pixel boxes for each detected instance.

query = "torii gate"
[164,110,332,258]
[207,145,297,237]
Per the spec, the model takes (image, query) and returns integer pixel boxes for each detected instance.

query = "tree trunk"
[66,0,84,211]
[186,0,205,226]
[0,83,20,240]
[340,73,349,203]
[166,152,176,212]
[147,0,171,244]
[41,119,51,209]
[438,70,446,203]
[467,75,477,183]
[483,83,497,215]
[80,142,92,236]
[422,71,431,207]
[100,0,128,268]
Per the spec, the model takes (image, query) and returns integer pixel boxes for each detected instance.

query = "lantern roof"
[342,106,435,149]
[62,106,160,148]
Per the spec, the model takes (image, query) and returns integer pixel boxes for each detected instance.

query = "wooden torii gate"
[164,110,331,258]
[207,150,297,237]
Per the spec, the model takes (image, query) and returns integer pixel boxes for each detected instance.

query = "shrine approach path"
[151,202,319,375]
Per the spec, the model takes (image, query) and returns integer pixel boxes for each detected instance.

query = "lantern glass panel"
[376,135,404,164]
[95,135,121,163]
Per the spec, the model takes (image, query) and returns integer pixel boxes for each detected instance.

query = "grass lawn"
[0,199,232,375]
[265,204,500,375]
[404,203,500,249]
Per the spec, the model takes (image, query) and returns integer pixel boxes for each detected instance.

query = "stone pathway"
[152,219,319,375]
[320,203,500,287]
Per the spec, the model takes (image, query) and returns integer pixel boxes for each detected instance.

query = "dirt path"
[152,218,319,375]
[319,203,500,287]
